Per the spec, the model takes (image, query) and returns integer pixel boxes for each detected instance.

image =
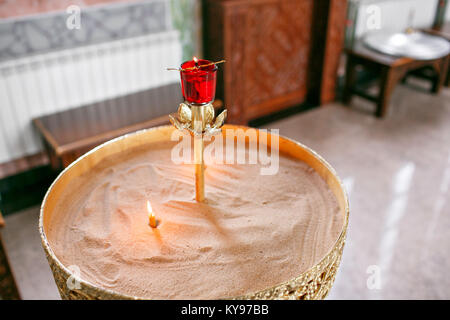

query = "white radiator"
[0,30,182,164]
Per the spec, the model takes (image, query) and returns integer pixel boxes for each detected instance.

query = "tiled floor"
[265,79,450,299]
[1,79,449,299]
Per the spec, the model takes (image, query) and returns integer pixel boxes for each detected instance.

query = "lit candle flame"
[193,56,199,67]
[147,200,156,228]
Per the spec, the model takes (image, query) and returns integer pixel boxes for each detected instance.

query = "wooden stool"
[343,42,449,117]
[0,210,21,299]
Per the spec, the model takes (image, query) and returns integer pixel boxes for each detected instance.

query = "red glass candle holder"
[180,59,217,105]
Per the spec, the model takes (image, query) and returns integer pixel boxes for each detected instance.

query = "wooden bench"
[34,84,223,169]
[343,42,449,117]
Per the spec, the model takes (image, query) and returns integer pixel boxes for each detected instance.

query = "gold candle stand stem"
[193,138,205,202]
[169,102,227,203]
[192,106,206,202]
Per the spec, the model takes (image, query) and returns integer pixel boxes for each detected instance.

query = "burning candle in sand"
[147,200,156,228]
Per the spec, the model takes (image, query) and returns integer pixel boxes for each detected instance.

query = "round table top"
[364,31,450,60]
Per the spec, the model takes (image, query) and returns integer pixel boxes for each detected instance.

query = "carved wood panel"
[225,5,248,122]
[222,0,314,123]
[244,0,312,109]
[204,0,344,124]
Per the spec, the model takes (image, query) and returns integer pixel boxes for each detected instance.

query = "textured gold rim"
[39,125,349,300]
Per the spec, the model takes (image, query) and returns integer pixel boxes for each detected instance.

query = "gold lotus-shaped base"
[169,103,227,136]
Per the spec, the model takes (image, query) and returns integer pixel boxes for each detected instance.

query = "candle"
[147,200,156,228]
[180,57,217,105]
[194,56,199,68]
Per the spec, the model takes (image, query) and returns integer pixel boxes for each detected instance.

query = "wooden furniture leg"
[0,211,21,299]
[432,55,449,94]
[377,67,398,118]
[446,68,450,87]
[343,55,357,105]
